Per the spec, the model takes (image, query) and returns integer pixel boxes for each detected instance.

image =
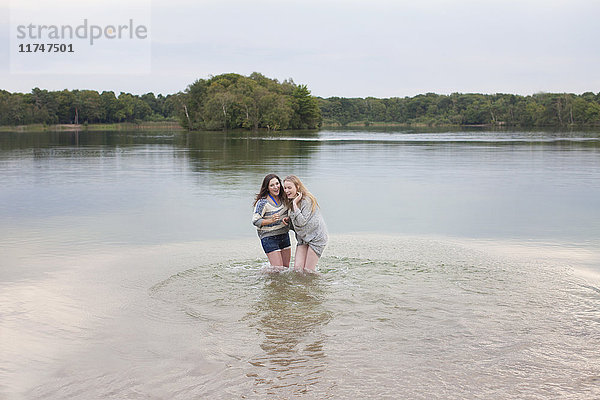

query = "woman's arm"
[252,199,280,227]
[252,199,267,227]
[263,214,281,226]
[290,197,312,228]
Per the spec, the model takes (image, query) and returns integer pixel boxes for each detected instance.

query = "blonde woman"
[283,175,328,272]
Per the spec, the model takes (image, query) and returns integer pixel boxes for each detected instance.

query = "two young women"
[252,174,328,272]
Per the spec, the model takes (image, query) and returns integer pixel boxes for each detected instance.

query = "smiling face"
[268,177,280,197]
[283,180,297,198]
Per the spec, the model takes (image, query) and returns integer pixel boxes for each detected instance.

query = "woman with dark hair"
[283,175,328,273]
[252,174,291,270]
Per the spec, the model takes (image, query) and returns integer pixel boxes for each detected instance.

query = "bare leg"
[294,244,308,272]
[281,247,291,268]
[266,250,284,269]
[303,246,321,273]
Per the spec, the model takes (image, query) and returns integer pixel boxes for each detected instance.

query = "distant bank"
[2,72,600,130]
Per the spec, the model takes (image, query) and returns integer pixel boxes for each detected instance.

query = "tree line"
[0,88,180,125]
[319,92,600,127]
[0,72,322,130]
[2,73,600,129]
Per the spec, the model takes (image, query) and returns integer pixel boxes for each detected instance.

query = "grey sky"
[1,0,599,97]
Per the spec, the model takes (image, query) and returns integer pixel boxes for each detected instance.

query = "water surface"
[1,128,599,399]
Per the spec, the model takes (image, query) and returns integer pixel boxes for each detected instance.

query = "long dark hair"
[254,174,287,206]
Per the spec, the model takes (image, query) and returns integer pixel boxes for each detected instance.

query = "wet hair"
[254,174,287,206]
[283,175,319,213]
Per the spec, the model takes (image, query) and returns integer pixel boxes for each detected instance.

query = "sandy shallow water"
[1,233,599,399]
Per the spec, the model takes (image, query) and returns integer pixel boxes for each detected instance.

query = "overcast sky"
[1,0,599,98]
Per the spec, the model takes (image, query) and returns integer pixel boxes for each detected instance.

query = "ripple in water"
[145,245,600,399]
[12,236,600,399]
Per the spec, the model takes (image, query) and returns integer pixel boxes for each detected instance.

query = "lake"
[1,128,599,399]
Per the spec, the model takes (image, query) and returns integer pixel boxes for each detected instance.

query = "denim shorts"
[260,233,291,254]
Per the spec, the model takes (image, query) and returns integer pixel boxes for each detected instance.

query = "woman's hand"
[282,216,290,225]
[269,213,280,224]
[293,192,303,209]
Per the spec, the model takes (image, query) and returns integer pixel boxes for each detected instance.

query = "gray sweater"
[289,198,328,244]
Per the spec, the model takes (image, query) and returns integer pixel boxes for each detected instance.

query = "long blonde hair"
[284,175,319,213]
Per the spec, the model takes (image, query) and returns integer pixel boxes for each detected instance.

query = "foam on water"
[2,234,598,399]
[232,130,600,144]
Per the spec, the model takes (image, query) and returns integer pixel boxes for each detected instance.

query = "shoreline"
[2,121,600,133]
[0,121,184,133]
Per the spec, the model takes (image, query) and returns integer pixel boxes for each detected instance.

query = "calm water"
[1,128,599,399]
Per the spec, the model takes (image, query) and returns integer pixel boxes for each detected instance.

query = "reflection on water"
[246,273,331,395]
[178,130,320,173]
[147,261,333,398]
